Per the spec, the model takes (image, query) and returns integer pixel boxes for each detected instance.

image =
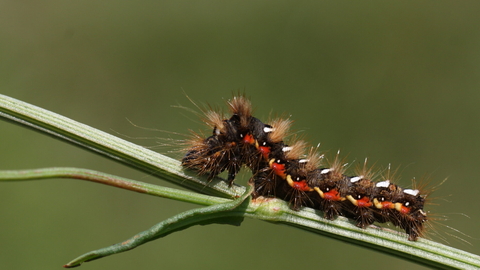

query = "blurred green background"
[1,1,480,269]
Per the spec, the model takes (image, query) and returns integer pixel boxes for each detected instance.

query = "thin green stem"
[0,167,229,206]
[63,183,253,268]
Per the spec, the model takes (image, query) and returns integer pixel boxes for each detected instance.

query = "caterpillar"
[181,95,428,241]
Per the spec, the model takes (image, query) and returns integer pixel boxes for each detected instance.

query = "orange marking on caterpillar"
[347,195,372,207]
[292,180,312,192]
[373,198,395,209]
[323,189,344,201]
[259,146,270,159]
[395,203,411,214]
[269,159,286,178]
[356,196,372,207]
[315,187,344,201]
[286,175,313,191]
[243,133,255,144]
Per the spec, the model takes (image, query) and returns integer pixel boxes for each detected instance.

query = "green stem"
[63,183,253,268]
[0,167,229,206]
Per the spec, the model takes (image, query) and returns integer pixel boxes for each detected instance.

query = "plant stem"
[0,167,229,206]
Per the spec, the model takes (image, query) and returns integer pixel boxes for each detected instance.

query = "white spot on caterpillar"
[404,189,419,196]
[321,168,331,174]
[282,146,292,152]
[376,180,390,188]
[350,176,364,183]
[264,127,274,133]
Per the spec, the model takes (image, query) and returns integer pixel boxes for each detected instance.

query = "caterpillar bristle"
[304,147,324,172]
[181,95,436,241]
[284,139,307,160]
[204,110,225,131]
[268,118,293,143]
[227,95,252,128]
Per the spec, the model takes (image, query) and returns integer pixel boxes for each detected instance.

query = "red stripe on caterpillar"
[181,95,429,241]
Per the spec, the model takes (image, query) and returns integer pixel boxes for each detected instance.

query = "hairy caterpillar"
[181,95,428,241]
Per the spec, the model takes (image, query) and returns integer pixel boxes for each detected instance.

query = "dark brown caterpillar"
[182,95,428,241]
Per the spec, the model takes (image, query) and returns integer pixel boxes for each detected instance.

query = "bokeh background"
[1,1,480,269]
